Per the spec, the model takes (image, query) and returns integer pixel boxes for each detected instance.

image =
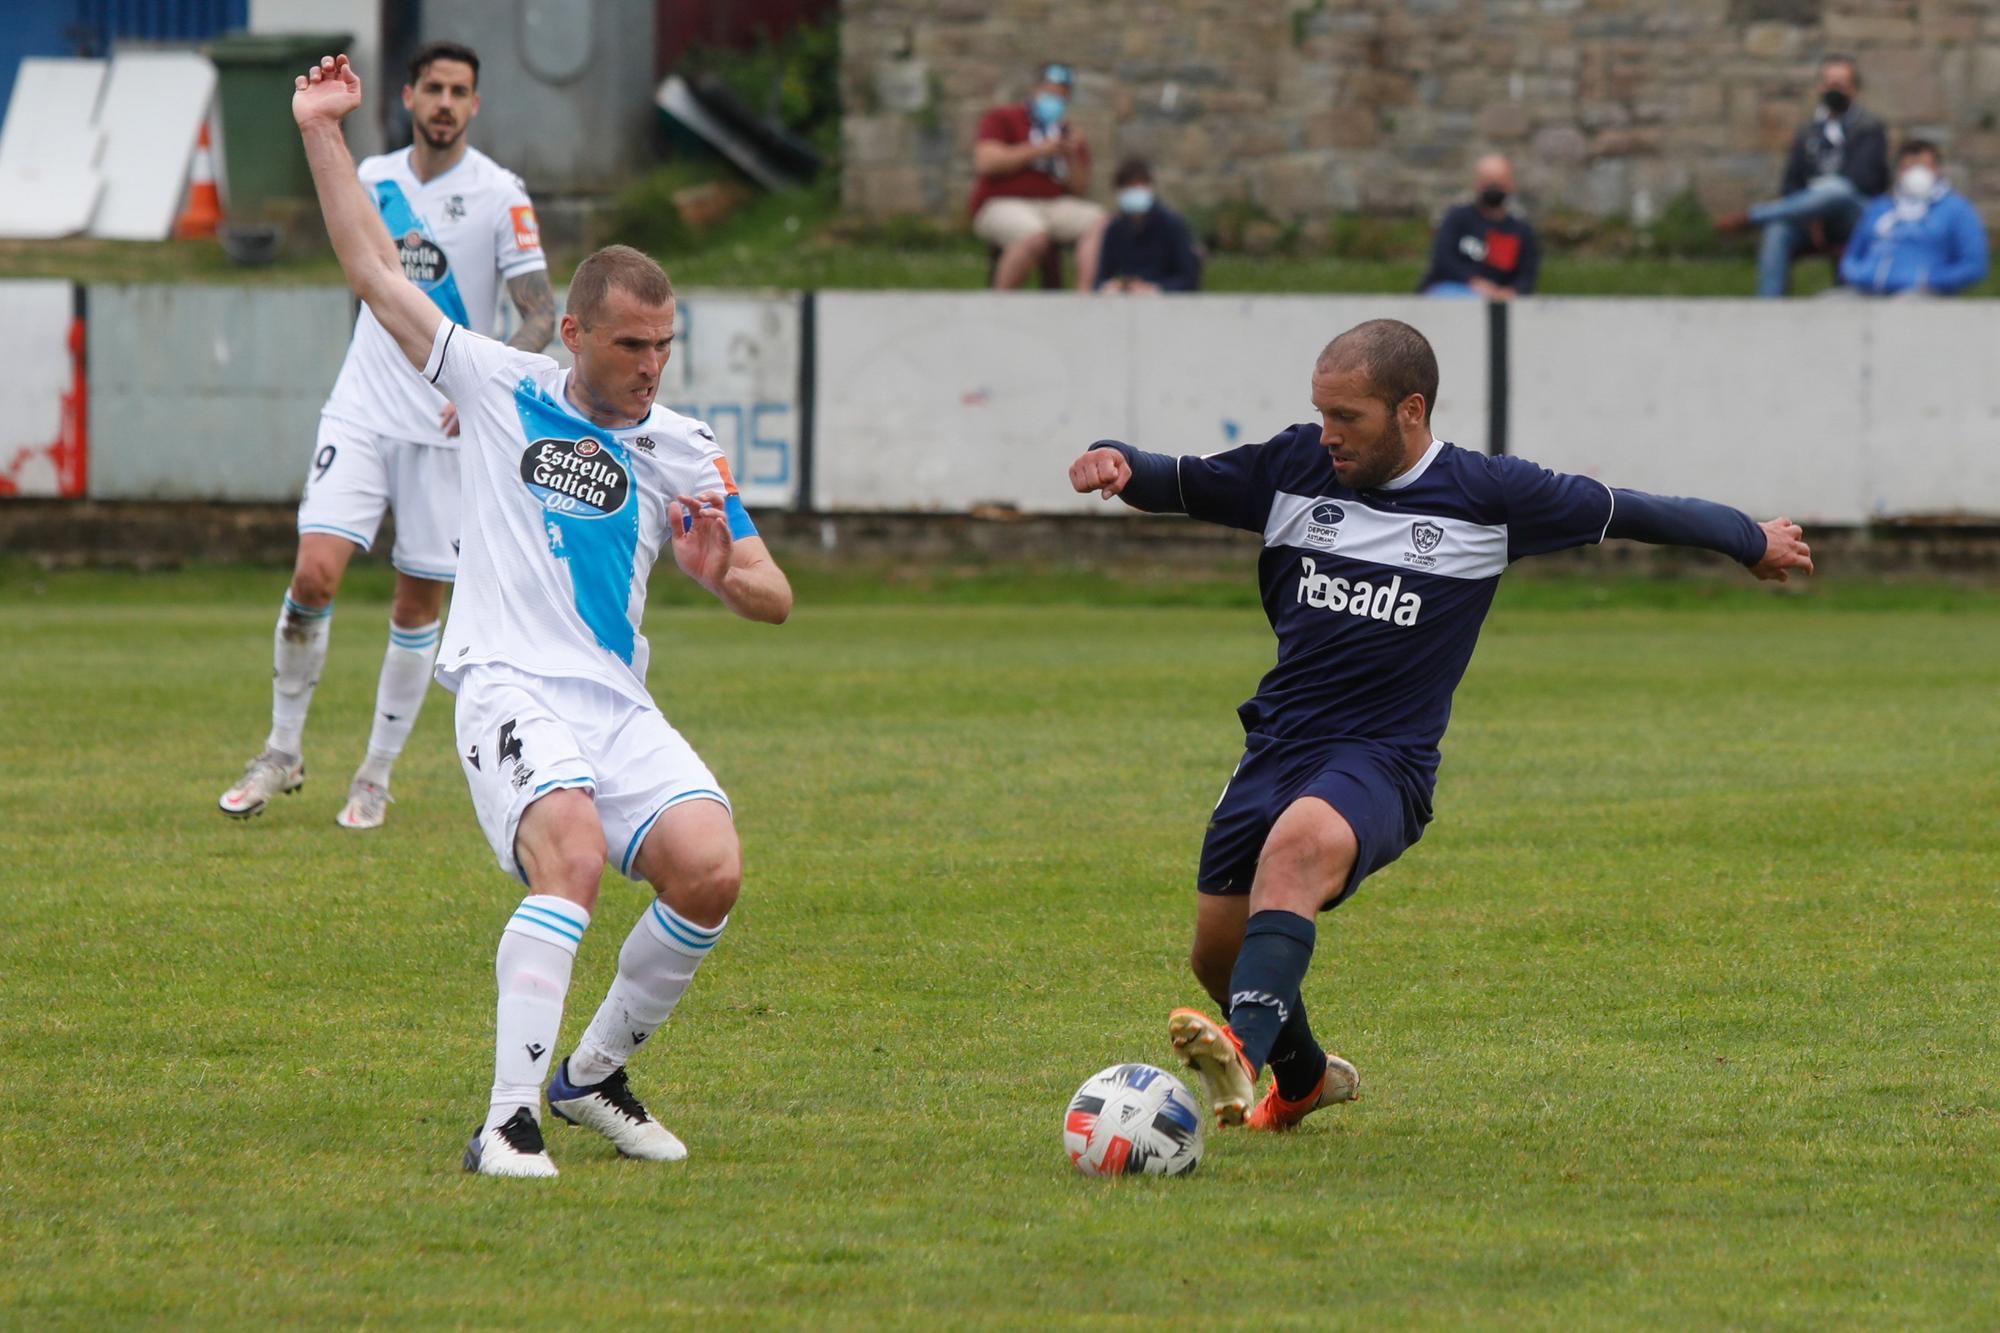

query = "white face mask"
[1897,164,1938,198]
[1117,186,1154,215]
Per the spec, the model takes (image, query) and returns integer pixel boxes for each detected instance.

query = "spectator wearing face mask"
[1837,140,1989,296]
[1719,55,1889,297]
[1417,154,1541,300]
[969,61,1108,291]
[1095,158,1203,294]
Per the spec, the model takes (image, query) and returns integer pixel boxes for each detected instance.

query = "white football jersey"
[422,322,758,707]
[322,146,546,446]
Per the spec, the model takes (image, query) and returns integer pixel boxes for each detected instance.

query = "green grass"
[3,562,1998,1327]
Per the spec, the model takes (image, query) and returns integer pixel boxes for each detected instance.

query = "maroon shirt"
[969,104,1089,214]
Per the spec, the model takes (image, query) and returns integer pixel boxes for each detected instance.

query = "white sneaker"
[547,1058,688,1161]
[336,777,391,830]
[218,748,304,818]
[463,1107,558,1178]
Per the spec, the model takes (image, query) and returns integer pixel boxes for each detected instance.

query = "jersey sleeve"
[1177,434,1282,533]
[423,322,517,412]
[1495,454,1614,561]
[687,424,760,540]
[493,173,547,279]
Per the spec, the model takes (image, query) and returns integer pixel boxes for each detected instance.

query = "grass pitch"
[2,560,1997,1328]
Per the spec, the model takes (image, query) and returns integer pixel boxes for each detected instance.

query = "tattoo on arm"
[504,270,557,352]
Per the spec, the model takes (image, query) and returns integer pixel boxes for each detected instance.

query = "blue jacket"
[1839,189,1990,294]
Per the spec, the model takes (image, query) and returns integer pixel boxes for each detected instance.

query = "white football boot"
[335,777,391,830]
[218,748,304,818]
[547,1058,689,1161]
[463,1107,558,1178]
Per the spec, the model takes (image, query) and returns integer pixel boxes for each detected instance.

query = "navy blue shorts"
[1197,735,1433,909]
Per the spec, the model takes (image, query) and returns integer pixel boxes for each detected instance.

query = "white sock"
[267,592,332,757]
[566,901,726,1086]
[486,895,591,1135]
[356,619,440,787]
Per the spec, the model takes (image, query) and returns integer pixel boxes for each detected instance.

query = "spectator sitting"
[1096,158,1202,293]
[1838,140,1990,296]
[1417,154,1540,300]
[970,62,1108,291]
[1719,55,1889,297]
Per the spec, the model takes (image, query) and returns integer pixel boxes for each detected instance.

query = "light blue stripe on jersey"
[372,180,470,326]
[512,379,642,665]
[650,900,722,952]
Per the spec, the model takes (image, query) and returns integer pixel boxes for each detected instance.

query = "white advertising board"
[0,281,79,497]
[814,293,1487,513]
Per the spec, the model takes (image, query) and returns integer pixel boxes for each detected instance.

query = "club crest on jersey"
[397,231,449,285]
[1296,557,1423,626]
[445,194,466,221]
[521,437,631,517]
[1404,519,1445,569]
[1304,500,1345,549]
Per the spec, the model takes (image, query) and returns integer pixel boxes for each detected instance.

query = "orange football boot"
[1246,1053,1361,1131]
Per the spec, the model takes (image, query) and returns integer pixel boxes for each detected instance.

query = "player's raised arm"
[292,55,443,371]
[1069,440,1179,511]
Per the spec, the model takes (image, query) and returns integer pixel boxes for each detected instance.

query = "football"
[1063,1063,1205,1177]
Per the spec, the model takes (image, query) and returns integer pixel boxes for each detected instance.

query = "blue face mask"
[1031,91,1068,126]
[1118,186,1154,215]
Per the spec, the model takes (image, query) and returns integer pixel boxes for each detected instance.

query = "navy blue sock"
[1267,996,1329,1102]
[1226,909,1317,1075]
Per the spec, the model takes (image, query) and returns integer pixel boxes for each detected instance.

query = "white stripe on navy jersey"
[1263,492,1509,581]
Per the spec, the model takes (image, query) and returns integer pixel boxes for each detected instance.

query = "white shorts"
[452,662,731,883]
[297,414,461,582]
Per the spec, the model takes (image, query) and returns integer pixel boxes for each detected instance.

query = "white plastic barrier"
[1510,299,2000,524]
[813,292,1488,513]
[84,284,803,507]
[0,280,82,497]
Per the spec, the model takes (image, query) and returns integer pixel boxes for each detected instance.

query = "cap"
[1040,63,1075,89]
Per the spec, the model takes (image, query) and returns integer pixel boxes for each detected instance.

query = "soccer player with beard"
[1067,319,1814,1131]
[220,40,559,831]
[292,54,795,1177]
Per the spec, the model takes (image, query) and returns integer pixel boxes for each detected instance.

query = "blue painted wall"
[0,0,248,127]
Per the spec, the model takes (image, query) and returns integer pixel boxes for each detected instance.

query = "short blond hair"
[566,244,675,328]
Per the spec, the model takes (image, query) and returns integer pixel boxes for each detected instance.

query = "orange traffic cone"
[175,119,223,240]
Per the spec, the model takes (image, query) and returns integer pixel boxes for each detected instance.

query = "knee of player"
[289,565,340,608]
[1270,815,1358,872]
[661,852,741,927]
[543,841,610,900]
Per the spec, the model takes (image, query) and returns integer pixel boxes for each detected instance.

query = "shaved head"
[1316,319,1439,424]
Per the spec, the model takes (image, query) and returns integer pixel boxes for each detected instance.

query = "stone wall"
[840,0,2000,229]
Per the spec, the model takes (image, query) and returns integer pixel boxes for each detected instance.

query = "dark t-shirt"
[1096,205,1202,291]
[968,104,1088,215]
[1175,430,1610,784]
[1418,204,1542,293]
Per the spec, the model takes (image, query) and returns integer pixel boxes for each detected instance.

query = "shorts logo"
[1304,500,1345,549]
[397,231,449,285]
[522,437,631,518]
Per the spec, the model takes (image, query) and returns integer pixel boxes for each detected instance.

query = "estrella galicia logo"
[521,437,631,517]
[1304,500,1345,549]
[397,229,449,285]
[1411,521,1444,554]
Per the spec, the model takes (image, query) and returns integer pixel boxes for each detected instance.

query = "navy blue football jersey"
[1178,426,1612,782]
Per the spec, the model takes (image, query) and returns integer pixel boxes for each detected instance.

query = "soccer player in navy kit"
[1067,319,1814,1132]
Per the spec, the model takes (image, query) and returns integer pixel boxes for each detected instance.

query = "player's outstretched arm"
[292,55,442,371]
[668,492,793,624]
[1602,488,1814,582]
[1068,441,1184,513]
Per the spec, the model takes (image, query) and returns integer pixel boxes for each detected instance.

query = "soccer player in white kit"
[221,41,558,830]
[294,54,794,1177]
